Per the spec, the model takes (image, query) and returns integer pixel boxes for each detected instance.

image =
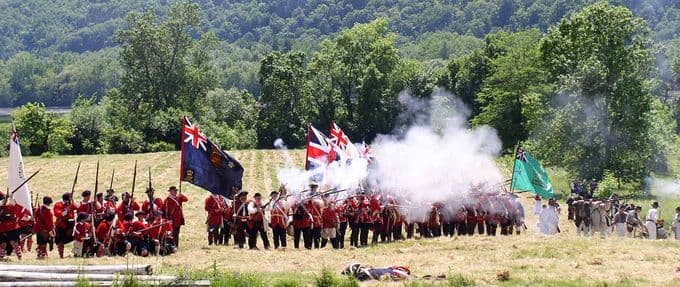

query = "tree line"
[1,1,680,107]
[3,2,680,192]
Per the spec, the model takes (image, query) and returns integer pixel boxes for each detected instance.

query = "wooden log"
[0,264,152,275]
[0,271,176,282]
[0,280,211,287]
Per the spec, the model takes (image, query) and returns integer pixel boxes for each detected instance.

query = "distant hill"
[1,0,678,59]
[0,0,678,107]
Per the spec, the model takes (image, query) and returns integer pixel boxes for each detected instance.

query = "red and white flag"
[8,124,32,215]
[305,124,340,170]
[328,121,359,159]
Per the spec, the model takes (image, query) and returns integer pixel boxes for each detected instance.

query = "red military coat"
[204,195,224,226]
[53,201,75,229]
[33,205,54,234]
[305,200,323,228]
[73,221,91,242]
[116,201,140,220]
[335,204,347,223]
[123,220,147,239]
[148,219,173,239]
[292,203,312,229]
[0,204,20,232]
[270,201,287,229]
[164,194,188,227]
[142,198,164,216]
[322,206,339,229]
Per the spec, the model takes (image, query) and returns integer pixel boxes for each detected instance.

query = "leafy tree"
[13,102,73,155]
[310,19,401,140]
[257,51,313,148]
[114,1,218,145]
[200,88,259,149]
[472,30,553,149]
[70,97,108,154]
[535,3,663,182]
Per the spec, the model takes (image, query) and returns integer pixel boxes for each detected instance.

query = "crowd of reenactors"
[0,186,187,260]
[563,178,680,240]
[203,181,526,250]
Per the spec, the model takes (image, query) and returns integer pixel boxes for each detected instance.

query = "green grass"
[2,151,679,287]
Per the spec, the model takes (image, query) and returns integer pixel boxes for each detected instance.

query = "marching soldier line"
[3,182,680,260]
[203,181,527,251]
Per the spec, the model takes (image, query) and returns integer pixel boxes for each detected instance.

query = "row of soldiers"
[565,194,680,240]
[0,186,188,260]
[203,182,526,250]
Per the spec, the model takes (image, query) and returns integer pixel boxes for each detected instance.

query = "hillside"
[1,150,679,286]
[1,0,679,107]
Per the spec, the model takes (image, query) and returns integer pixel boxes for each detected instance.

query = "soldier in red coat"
[291,198,312,249]
[53,193,75,258]
[163,186,188,247]
[95,212,118,257]
[204,193,224,246]
[358,198,373,247]
[33,196,55,259]
[218,195,232,246]
[232,191,249,248]
[321,200,339,249]
[147,212,176,255]
[305,198,323,249]
[269,191,288,249]
[346,196,360,247]
[142,188,164,221]
[335,199,348,248]
[103,188,118,213]
[247,193,270,250]
[0,192,22,260]
[72,212,93,257]
[124,211,150,257]
[76,190,100,216]
[116,192,140,221]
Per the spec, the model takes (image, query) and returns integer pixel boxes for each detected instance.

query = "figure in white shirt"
[645,202,659,240]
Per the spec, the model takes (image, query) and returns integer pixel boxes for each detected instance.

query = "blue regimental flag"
[180,116,244,198]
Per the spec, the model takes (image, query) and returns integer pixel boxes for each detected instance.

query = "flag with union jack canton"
[305,124,340,171]
[328,121,359,159]
[180,116,244,198]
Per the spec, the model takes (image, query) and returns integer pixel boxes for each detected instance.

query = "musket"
[92,161,100,243]
[11,169,41,195]
[147,167,155,216]
[70,161,81,200]
[300,188,347,202]
[109,169,115,190]
[130,160,137,208]
[138,220,172,233]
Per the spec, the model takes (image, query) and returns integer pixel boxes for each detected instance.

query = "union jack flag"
[183,117,208,151]
[516,147,527,161]
[329,121,350,149]
[305,124,340,170]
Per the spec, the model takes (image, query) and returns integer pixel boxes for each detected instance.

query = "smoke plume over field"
[274,89,506,211]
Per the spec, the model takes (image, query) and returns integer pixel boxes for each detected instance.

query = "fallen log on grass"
[0,280,211,287]
[0,271,177,282]
[0,264,152,275]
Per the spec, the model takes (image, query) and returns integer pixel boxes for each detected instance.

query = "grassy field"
[1,150,679,286]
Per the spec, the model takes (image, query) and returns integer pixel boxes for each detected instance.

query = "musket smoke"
[370,89,505,219]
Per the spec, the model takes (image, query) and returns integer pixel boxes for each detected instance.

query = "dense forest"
[2,1,680,195]
[1,0,679,107]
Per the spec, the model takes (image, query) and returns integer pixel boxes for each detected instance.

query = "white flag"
[8,125,32,215]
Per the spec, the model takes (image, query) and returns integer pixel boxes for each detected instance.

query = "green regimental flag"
[511,146,554,198]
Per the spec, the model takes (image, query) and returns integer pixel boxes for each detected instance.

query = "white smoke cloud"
[645,177,680,198]
[273,88,508,218]
[370,89,505,219]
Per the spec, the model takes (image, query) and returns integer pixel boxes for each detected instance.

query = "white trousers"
[645,221,657,240]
